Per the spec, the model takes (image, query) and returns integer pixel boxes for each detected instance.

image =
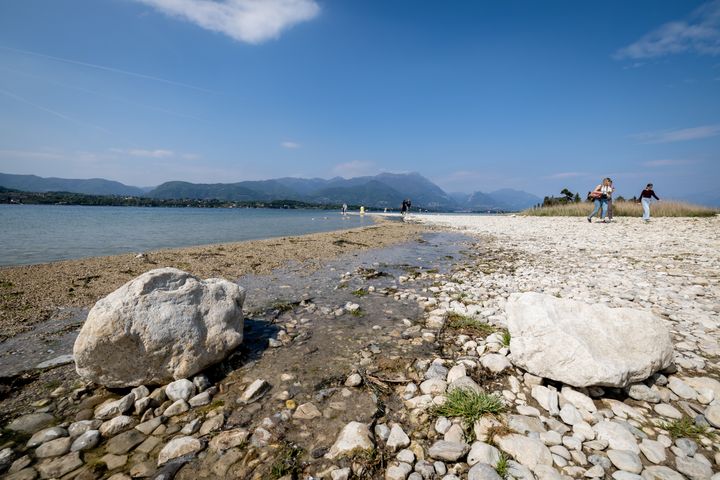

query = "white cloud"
[127,149,175,158]
[615,0,720,59]
[281,141,300,149]
[542,172,586,179]
[135,0,320,44]
[331,161,377,177]
[642,159,693,167]
[630,124,720,143]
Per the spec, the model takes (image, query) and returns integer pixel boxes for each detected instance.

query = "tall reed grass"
[522,200,718,217]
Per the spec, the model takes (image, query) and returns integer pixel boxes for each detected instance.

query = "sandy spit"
[0,218,425,340]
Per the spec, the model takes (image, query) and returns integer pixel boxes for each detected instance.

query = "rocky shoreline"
[1,215,719,480]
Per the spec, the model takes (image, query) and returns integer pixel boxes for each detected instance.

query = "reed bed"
[522,200,718,217]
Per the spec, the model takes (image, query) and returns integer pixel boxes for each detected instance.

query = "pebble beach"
[0,214,719,480]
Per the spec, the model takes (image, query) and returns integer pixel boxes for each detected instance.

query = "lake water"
[0,205,375,266]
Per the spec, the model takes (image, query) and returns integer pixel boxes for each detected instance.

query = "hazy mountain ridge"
[0,173,145,196]
[0,172,542,211]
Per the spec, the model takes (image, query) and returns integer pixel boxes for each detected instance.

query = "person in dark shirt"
[638,183,660,221]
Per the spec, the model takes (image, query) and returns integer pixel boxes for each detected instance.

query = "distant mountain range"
[0,172,542,211]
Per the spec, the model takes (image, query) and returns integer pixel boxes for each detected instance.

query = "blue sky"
[0,0,719,198]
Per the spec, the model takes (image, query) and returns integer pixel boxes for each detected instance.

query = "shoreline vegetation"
[522,200,718,217]
[0,187,355,210]
[0,219,425,340]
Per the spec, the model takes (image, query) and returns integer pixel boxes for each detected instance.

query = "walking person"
[400,199,408,217]
[586,178,612,223]
[341,203,347,216]
[638,183,660,222]
[606,178,615,222]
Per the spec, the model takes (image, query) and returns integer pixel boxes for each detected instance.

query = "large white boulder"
[506,292,673,388]
[74,268,245,387]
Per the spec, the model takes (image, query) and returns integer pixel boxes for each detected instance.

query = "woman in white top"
[587,178,613,223]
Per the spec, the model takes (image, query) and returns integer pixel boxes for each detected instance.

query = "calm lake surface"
[0,205,375,266]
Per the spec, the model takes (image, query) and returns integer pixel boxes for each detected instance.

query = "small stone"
[704,404,720,428]
[345,373,362,387]
[293,403,322,420]
[35,437,72,458]
[209,429,249,452]
[654,403,683,419]
[387,425,411,451]
[467,441,501,467]
[68,420,100,439]
[136,416,164,435]
[667,378,696,400]
[480,354,511,373]
[375,424,390,442]
[106,429,146,455]
[397,449,415,464]
[131,385,150,400]
[639,439,666,464]
[157,436,204,466]
[239,379,270,404]
[386,461,413,480]
[101,453,128,470]
[71,430,100,452]
[607,449,642,474]
[674,438,698,457]
[468,463,503,480]
[420,378,447,395]
[36,451,83,478]
[163,399,189,417]
[675,455,713,480]
[100,415,136,437]
[332,467,351,480]
[7,413,55,434]
[95,393,135,420]
[428,440,469,462]
[193,374,211,392]
[325,422,374,459]
[188,391,211,407]
[27,427,68,448]
[180,418,202,435]
[641,465,686,480]
[165,379,197,402]
[199,414,224,435]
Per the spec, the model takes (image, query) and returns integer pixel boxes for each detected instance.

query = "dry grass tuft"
[522,200,717,217]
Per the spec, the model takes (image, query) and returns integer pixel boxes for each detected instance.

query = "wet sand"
[0,219,425,340]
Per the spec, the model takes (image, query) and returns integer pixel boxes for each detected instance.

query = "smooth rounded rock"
[157,436,204,466]
[507,293,673,388]
[74,268,245,387]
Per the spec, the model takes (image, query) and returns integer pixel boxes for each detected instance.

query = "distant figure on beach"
[341,203,347,215]
[360,206,365,216]
[401,199,412,218]
[587,178,612,223]
[638,183,660,222]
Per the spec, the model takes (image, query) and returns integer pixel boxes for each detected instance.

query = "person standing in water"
[638,183,660,222]
[341,203,347,216]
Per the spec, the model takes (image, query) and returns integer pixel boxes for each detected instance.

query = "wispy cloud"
[0,46,215,93]
[630,124,720,143]
[542,172,587,180]
[134,0,320,44]
[281,141,300,149]
[128,149,175,158]
[642,159,694,167]
[0,87,112,134]
[614,0,720,59]
[332,161,377,177]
